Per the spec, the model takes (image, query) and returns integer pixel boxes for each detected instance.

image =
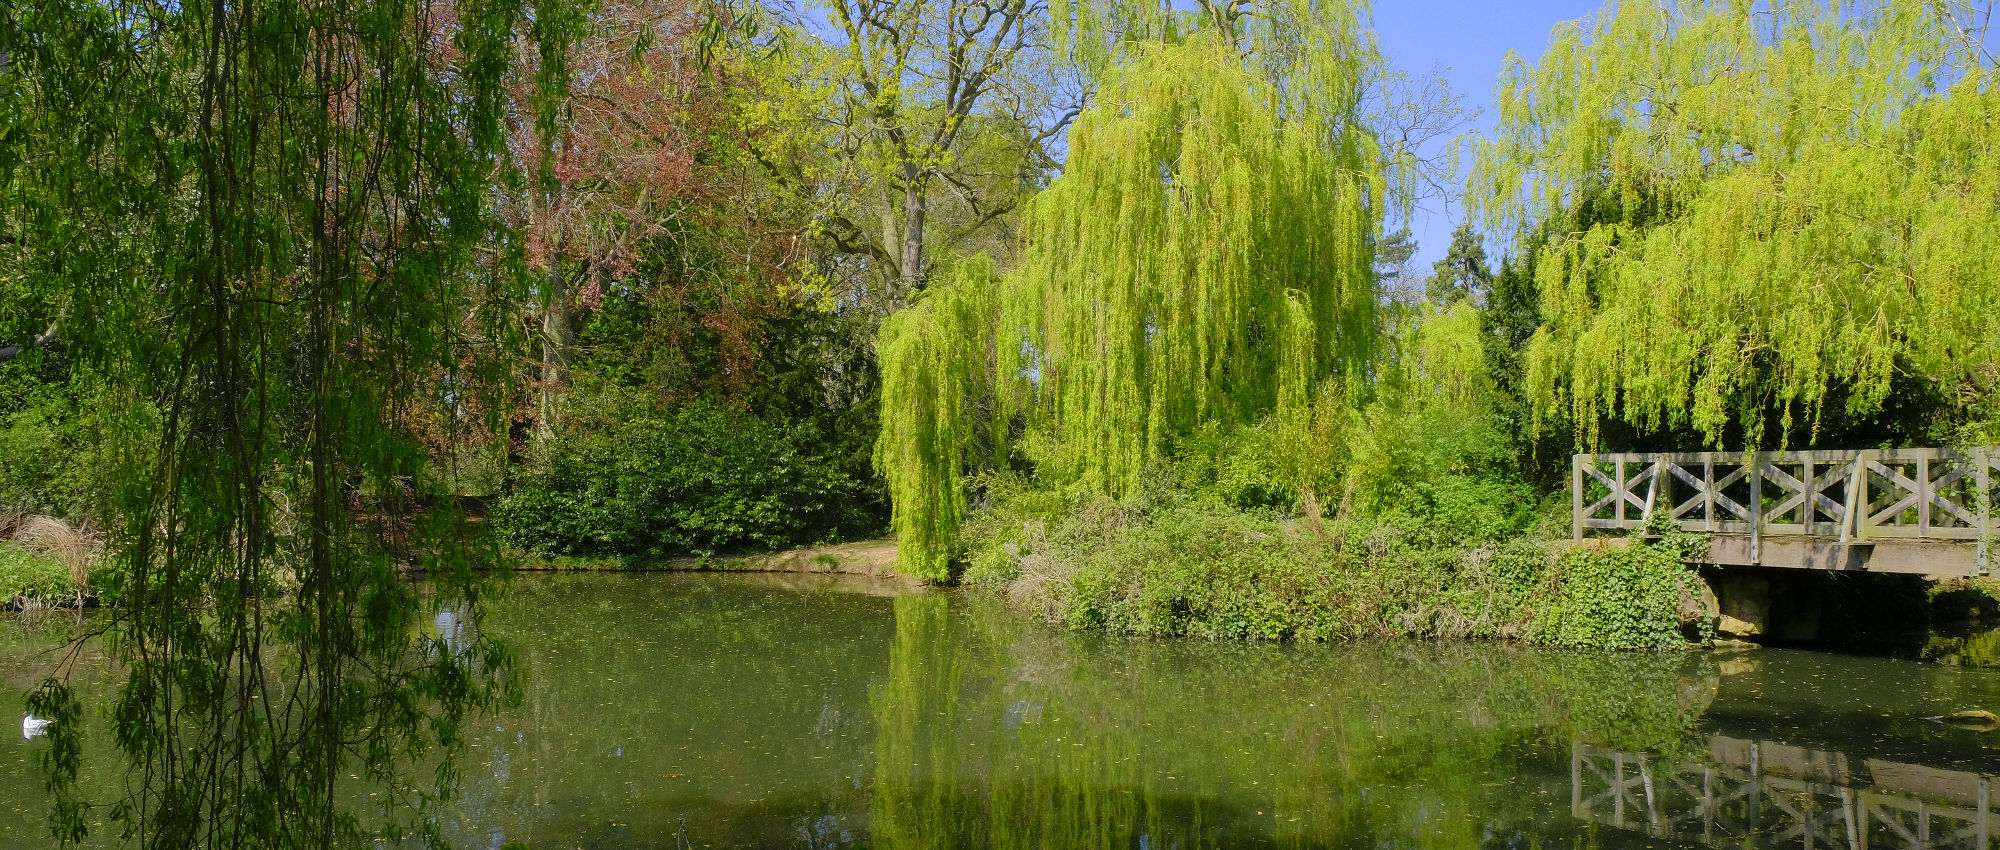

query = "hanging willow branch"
[4,0,574,843]
[1474,0,2000,449]
[876,258,1001,580]
[1003,31,1379,497]
[877,22,1383,577]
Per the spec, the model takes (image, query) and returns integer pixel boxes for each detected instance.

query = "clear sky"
[1371,0,1605,270]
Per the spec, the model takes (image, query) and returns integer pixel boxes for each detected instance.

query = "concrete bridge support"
[1708,571,1824,642]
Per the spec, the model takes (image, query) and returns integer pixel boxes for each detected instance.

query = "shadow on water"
[6,572,2000,849]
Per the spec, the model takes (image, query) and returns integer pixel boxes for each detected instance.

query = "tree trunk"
[540,256,576,433]
[897,164,927,304]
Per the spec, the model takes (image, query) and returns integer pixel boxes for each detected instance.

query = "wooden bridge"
[1573,448,1999,576]
[1574,738,2000,850]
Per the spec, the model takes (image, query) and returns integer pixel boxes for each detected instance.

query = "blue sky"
[1372,0,1605,269]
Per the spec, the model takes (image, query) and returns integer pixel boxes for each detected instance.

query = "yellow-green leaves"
[878,19,1383,578]
[1477,0,2000,448]
[1008,32,1379,497]
[877,258,1002,579]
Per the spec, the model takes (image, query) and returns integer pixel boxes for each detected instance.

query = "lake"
[7,572,2000,849]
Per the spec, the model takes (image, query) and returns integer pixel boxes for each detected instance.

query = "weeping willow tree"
[877,259,1002,579]
[877,0,1383,578]
[3,0,571,843]
[1474,0,2000,449]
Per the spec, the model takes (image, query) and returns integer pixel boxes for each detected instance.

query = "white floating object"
[22,715,52,739]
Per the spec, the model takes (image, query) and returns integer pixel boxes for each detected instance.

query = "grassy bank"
[505,537,906,578]
[0,541,86,609]
[0,516,101,609]
[957,482,1712,651]
[1,541,71,601]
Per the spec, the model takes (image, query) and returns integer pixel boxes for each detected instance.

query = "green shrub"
[497,399,886,557]
[0,540,75,603]
[0,350,103,521]
[965,479,1706,651]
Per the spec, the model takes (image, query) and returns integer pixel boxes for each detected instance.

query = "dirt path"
[679,537,914,581]
[513,537,924,584]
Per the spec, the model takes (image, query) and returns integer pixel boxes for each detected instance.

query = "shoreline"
[510,537,921,584]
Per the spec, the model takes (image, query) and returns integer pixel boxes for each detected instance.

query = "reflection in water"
[1575,737,2000,850]
[5,573,2000,849]
[872,593,976,849]
[861,581,1725,850]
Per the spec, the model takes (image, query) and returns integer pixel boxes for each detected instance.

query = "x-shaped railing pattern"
[1573,448,2000,568]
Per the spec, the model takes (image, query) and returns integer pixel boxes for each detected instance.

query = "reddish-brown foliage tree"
[503,0,806,427]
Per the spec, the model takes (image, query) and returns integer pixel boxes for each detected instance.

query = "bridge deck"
[1574,448,1998,575]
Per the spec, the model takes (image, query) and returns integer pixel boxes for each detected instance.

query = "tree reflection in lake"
[8,573,2000,849]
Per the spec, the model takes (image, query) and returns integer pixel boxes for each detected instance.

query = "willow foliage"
[1475,0,2000,448]
[1005,31,1379,496]
[3,0,572,843]
[877,18,1383,576]
[877,259,1001,579]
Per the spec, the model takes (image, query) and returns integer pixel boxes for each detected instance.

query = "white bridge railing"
[1573,448,1999,569]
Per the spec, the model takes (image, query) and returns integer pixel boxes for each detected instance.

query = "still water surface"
[6,572,2000,849]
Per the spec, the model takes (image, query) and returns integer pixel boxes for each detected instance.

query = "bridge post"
[1842,457,1862,544]
[1919,454,1932,536]
[1704,767,1717,843]
[1573,455,1584,542]
[1615,752,1626,825]
[1979,776,1989,850]
[1706,458,1717,531]
[1642,462,1660,528]
[1748,741,1761,835]
[1842,788,1860,850]
[1572,740,1584,816]
[1978,448,1990,574]
[1751,458,1763,565]
[1807,459,1819,536]
[1616,457,1628,526]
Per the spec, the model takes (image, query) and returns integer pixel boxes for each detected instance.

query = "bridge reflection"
[1574,738,1997,850]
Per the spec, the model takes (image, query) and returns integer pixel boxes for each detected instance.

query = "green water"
[8,572,2000,849]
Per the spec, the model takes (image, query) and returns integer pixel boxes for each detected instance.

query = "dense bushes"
[961,481,1706,649]
[498,258,891,560]
[498,399,886,557]
[932,288,1719,648]
[0,542,72,605]
[0,350,101,521]
[1538,520,1711,650]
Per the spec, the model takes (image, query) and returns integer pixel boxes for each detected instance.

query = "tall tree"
[3,0,569,843]
[1427,223,1490,306]
[1474,0,2000,449]
[740,0,1067,307]
[1372,228,1421,304]
[506,0,787,427]
[1480,246,1563,486]
[877,0,1385,576]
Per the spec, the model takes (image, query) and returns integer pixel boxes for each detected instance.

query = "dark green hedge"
[497,400,885,558]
